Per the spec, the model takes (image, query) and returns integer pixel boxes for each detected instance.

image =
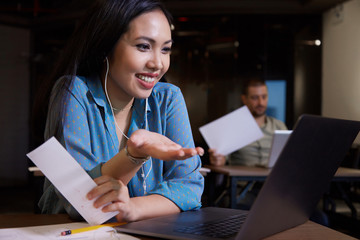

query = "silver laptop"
[116,115,360,240]
[266,130,292,168]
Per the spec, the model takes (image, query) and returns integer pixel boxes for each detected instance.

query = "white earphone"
[104,57,152,194]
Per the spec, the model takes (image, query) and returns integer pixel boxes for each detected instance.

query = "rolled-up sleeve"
[148,86,204,211]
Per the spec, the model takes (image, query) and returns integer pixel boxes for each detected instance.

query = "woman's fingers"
[86,176,136,222]
[127,129,203,161]
[146,147,204,161]
[196,147,205,157]
[87,177,129,209]
[178,147,204,158]
[93,175,113,185]
[88,176,116,199]
[102,201,126,212]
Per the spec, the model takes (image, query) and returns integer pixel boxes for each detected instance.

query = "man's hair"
[242,75,266,96]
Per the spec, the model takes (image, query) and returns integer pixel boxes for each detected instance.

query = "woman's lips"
[136,74,157,89]
[136,74,156,83]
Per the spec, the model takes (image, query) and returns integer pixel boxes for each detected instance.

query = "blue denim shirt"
[39,76,204,219]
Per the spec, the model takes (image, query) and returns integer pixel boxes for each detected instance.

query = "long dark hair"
[31,0,173,145]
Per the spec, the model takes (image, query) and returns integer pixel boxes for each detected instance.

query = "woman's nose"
[147,52,163,71]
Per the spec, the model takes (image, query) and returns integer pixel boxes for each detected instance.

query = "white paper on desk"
[0,222,139,240]
[26,137,118,225]
[199,106,264,155]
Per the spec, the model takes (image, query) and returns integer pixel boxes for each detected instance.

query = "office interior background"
[1,0,360,237]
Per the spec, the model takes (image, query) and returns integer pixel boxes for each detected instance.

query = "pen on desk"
[60,222,126,236]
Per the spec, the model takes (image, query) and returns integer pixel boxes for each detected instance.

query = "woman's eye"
[162,47,172,54]
[136,44,150,51]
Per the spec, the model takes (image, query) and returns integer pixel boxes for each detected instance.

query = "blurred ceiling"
[163,0,348,15]
[0,0,348,27]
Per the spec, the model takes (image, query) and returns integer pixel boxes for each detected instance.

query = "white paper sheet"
[26,137,118,225]
[0,222,139,240]
[199,106,264,155]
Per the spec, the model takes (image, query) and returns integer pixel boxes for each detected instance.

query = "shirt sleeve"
[274,118,288,130]
[148,87,204,211]
[62,88,100,171]
[38,81,104,218]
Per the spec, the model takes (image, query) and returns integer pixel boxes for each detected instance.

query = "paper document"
[26,137,118,225]
[0,222,139,240]
[199,106,263,155]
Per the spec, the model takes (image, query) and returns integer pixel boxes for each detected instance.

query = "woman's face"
[107,9,172,100]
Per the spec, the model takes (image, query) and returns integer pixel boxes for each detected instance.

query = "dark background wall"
[0,0,334,186]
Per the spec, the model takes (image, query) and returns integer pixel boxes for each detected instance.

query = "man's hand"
[208,148,226,166]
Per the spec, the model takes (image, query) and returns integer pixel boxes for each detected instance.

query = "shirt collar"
[130,97,151,133]
[86,75,107,108]
[86,75,153,115]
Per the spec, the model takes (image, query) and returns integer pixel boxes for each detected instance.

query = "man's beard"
[252,107,266,118]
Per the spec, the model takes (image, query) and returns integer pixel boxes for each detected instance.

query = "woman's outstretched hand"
[126,129,204,161]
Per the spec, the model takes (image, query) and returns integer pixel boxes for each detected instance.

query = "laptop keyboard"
[174,213,247,239]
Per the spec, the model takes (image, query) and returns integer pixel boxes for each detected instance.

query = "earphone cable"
[104,58,129,140]
[104,57,152,194]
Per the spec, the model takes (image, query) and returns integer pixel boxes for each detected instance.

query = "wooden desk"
[205,166,360,209]
[0,214,356,240]
[0,213,74,228]
[263,221,357,240]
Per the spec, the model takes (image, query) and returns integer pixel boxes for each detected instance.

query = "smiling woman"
[106,9,172,100]
[35,0,204,223]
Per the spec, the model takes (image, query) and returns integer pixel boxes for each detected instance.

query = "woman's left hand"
[87,175,138,222]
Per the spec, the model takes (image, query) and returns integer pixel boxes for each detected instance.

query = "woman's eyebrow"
[135,36,173,44]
